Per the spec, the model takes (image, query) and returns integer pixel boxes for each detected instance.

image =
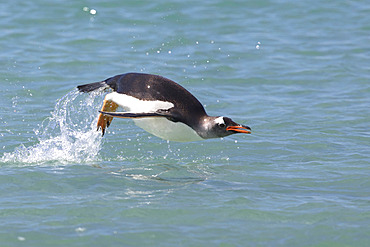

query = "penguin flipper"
[99,111,169,119]
[98,110,181,137]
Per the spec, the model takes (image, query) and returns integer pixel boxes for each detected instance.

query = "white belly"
[133,117,203,142]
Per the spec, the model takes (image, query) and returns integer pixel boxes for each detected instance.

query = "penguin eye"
[219,123,226,128]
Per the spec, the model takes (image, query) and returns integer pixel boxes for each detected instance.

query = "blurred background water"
[1,0,369,246]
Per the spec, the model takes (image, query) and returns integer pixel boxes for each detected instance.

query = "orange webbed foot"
[97,99,118,136]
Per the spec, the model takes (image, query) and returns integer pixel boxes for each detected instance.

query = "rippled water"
[1,0,369,246]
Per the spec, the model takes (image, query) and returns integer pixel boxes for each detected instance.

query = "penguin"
[77,73,251,142]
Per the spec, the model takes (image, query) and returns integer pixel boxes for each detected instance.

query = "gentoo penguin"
[77,73,251,142]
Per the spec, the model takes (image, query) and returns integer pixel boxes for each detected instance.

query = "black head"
[199,116,251,139]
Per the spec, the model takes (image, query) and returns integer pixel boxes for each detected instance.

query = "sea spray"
[1,89,104,164]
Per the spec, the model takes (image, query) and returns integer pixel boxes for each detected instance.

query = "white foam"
[1,89,103,165]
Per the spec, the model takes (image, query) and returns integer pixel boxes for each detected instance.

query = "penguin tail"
[77,81,109,93]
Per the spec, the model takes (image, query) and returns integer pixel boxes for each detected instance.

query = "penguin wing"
[99,110,180,122]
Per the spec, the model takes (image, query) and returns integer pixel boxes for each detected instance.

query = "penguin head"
[199,116,251,139]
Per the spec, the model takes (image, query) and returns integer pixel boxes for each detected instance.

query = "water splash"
[1,89,104,165]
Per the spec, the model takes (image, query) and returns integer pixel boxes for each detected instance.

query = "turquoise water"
[1,0,369,246]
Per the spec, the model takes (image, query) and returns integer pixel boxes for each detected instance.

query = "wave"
[1,89,104,165]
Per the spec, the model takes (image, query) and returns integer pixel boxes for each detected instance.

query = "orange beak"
[226,125,251,134]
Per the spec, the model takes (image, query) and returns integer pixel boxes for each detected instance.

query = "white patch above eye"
[106,92,174,113]
[214,116,225,125]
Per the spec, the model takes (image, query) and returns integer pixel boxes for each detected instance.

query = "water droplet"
[17,236,26,241]
[256,41,261,49]
[75,227,86,233]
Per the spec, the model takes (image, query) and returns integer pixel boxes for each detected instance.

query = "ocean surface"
[1,0,369,246]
